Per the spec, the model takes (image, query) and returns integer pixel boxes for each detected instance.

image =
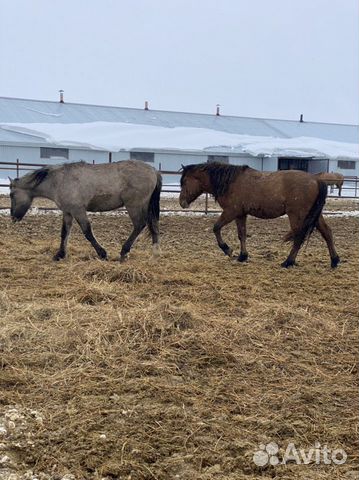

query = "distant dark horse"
[9,160,162,262]
[179,163,340,268]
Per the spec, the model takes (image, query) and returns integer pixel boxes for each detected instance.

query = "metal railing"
[1,160,358,216]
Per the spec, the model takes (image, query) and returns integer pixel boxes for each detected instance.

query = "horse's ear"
[179,164,185,172]
[8,176,13,185]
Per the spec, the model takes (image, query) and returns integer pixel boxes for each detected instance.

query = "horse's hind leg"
[281,213,303,268]
[74,210,107,259]
[213,210,236,257]
[147,214,160,257]
[316,214,340,268]
[119,207,147,262]
[53,212,73,261]
[235,215,248,262]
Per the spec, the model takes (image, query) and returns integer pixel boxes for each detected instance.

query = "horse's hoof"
[98,249,108,260]
[225,247,233,257]
[281,259,297,268]
[237,253,248,262]
[119,255,128,264]
[53,252,65,261]
[221,243,233,257]
[331,256,340,268]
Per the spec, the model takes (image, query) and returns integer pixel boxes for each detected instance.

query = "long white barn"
[0,96,358,187]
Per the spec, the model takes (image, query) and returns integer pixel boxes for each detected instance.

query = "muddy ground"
[0,207,358,480]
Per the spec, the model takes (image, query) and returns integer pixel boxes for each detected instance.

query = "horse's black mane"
[181,162,249,200]
[17,167,51,188]
[17,161,86,188]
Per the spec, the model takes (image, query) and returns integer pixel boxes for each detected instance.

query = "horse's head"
[179,165,205,208]
[9,178,33,222]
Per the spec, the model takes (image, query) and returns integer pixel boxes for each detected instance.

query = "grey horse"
[9,160,162,262]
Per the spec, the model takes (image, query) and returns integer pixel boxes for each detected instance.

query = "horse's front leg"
[213,211,236,257]
[74,210,107,259]
[119,207,147,262]
[235,215,248,262]
[53,212,73,261]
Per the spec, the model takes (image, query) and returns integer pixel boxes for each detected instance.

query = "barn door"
[278,157,310,172]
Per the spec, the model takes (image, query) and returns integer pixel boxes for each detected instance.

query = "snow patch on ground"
[0,405,112,480]
[0,208,358,218]
[0,405,43,480]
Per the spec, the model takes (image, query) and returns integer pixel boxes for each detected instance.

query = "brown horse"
[179,163,340,268]
[315,172,345,196]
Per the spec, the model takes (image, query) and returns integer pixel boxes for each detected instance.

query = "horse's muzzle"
[179,198,189,209]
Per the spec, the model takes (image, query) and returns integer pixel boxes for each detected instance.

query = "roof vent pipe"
[300,113,303,122]
[59,90,64,103]
[144,100,149,110]
[216,104,220,116]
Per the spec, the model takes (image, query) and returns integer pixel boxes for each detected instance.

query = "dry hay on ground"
[0,211,358,480]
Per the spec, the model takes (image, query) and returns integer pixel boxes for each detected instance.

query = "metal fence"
[1,160,358,215]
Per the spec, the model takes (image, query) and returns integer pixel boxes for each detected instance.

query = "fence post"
[355,177,358,198]
[16,159,19,179]
[205,193,208,215]
[109,152,112,163]
[92,160,95,165]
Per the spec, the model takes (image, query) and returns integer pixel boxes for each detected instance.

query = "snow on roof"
[1,121,357,159]
[0,96,358,144]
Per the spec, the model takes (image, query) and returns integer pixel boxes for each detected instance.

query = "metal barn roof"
[0,96,357,146]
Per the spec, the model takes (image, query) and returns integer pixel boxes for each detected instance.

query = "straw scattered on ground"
[0,206,358,480]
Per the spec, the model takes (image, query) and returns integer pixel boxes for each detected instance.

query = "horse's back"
[315,172,344,182]
[90,160,157,181]
[247,169,318,192]
[55,160,158,211]
[233,169,319,218]
[272,169,319,195]
[65,160,157,191]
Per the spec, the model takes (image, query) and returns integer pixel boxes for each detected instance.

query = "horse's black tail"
[291,180,327,248]
[338,181,343,196]
[147,172,162,237]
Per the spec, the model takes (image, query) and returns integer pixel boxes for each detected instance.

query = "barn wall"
[0,145,109,165]
[262,157,278,171]
[111,151,132,162]
[1,144,357,192]
[0,145,40,163]
[0,146,43,180]
[0,145,110,182]
[229,155,262,169]
[328,159,359,177]
[69,149,108,163]
[155,152,207,186]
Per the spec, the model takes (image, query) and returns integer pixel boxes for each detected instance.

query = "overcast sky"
[0,0,358,124]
